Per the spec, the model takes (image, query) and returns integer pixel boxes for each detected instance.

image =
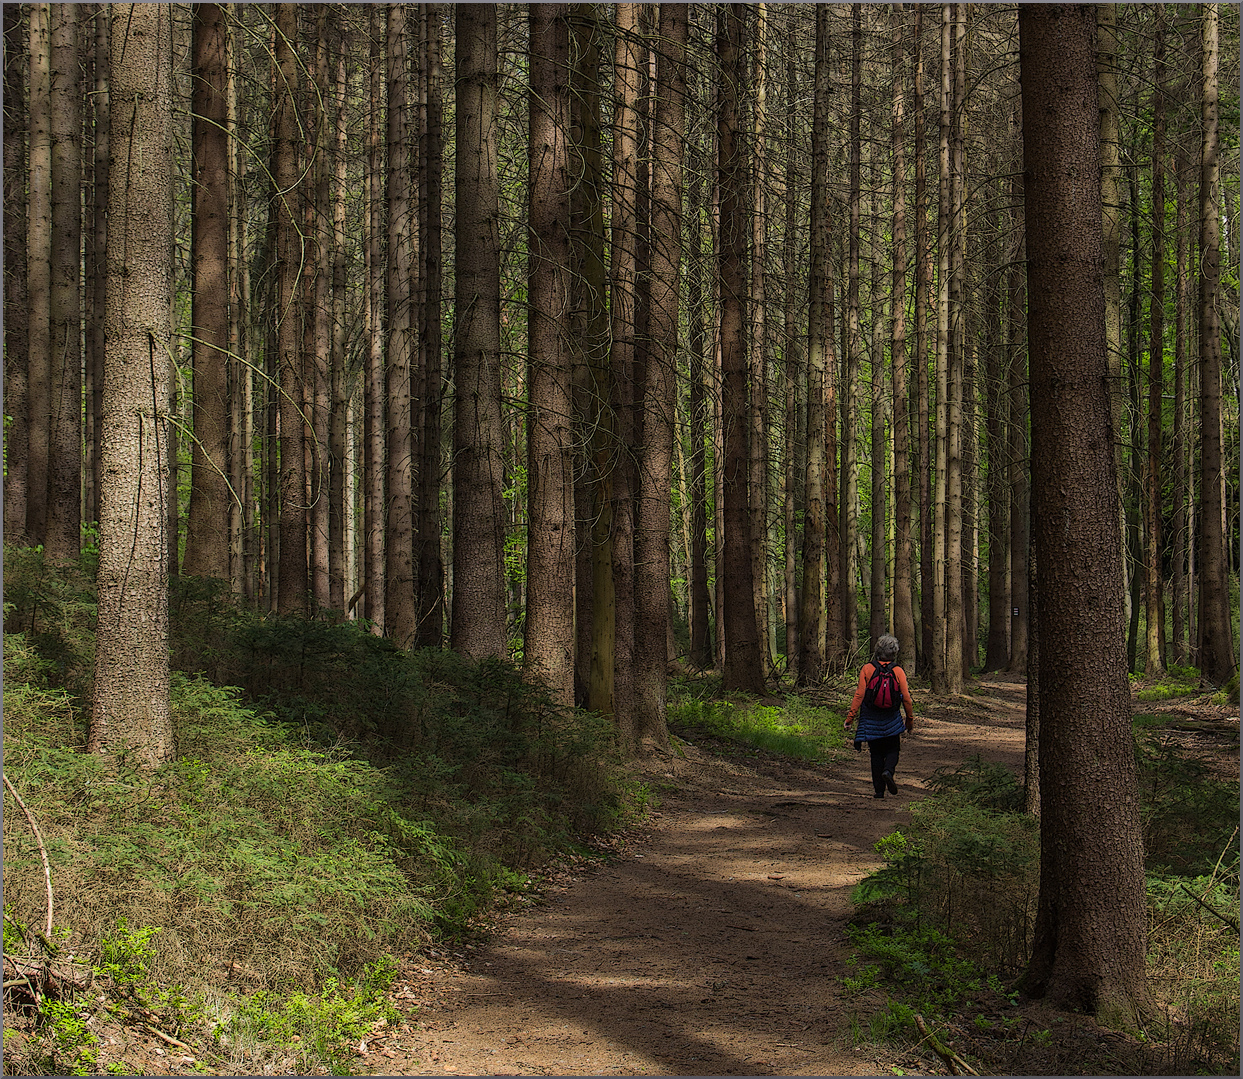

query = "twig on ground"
[914,1014,979,1076]
[3,772,54,938]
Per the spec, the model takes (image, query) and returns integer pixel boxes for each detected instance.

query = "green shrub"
[854,757,1038,976]
[667,695,848,761]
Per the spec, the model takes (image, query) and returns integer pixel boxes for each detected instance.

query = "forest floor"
[345,671,1235,1079]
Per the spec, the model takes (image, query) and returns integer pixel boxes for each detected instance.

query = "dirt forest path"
[373,675,1029,1077]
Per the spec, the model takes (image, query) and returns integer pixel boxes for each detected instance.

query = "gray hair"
[875,634,900,662]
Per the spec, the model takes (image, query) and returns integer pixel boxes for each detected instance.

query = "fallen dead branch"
[915,1013,979,1076]
[3,772,54,938]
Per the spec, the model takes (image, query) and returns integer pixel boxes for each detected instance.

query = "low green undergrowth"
[846,741,1240,1075]
[666,692,848,762]
[1133,664,1204,702]
[3,546,638,1074]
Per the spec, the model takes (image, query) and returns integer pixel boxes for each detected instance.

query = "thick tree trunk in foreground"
[1018,3,1150,1023]
[91,1,174,766]
[451,4,507,660]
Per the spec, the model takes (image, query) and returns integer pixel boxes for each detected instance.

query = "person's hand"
[905,716,914,732]
[843,717,853,730]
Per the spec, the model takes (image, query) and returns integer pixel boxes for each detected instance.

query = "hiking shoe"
[873,791,885,799]
[883,772,898,795]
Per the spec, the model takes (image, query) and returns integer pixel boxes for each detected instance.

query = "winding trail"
[371,675,1028,1077]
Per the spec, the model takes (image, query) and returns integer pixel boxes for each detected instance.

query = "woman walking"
[843,634,916,798]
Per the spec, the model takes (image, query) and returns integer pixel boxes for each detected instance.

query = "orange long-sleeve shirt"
[845,662,916,726]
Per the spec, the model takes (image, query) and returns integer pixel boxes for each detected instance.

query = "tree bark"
[91,1,174,766]
[1144,11,1167,678]
[913,6,933,675]
[185,2,232,583]
[891,3,916,667]
[1018,3,1150,1021]
[841,3,863,659]
[384,4,416,643]
[1007,123,1030,674]
[1097,4,1128,639]
[450,5,506,659]
[85,8,108,533]
[749,3,771,675]
[416,5,444,647]
[1195,3,1236,686]
[523,2,576,708]
[4,4,29,544]
[45,2,82,565]
[632,2,685,749]
[798,4,831,687]
[718,4,765,695]
[274,3,307,616]
[609,2,643,732]
[363,5,386,633]
[25,3,51,548]
[931,3,951,694]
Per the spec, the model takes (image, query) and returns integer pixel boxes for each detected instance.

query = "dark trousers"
[868,734,902,795]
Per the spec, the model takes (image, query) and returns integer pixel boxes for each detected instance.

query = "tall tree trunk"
[610,2,642,731]
[749,2,771,675]
[569,2,609,704]
[91,1,174,765]
[1144,12,1167,678]
[718,4,765,695]
[633,2,685,749]
[523,2,576,708]
[25,3,51,548]
[84,8,107,532]
[914,5,933,675]
[687,91,712,673]
[983,188,1009,672]
[1125,166,1143,670]
[1007,112,1030,675]
[798,4,831,686]
[1171,150,1190,665]
[385,4,417,644]
[185,2,232,582]
[306,8,331,614]
[1097,4,1128,637]
[363,6,386,633]
[417,5,444,646]
[841,3,863,658]
[45,2,81,565]
[931,3,951,694]
[4,4,29,544]
[450,3,507,660]
[274,3,307,616]
[945,1,966,690]
[1018,3,1150,1022]
[328,7,348,613]
[868,131,888,654]
[1195,3,1237,685]
[781,28,801,678]
[891,3,916,666]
